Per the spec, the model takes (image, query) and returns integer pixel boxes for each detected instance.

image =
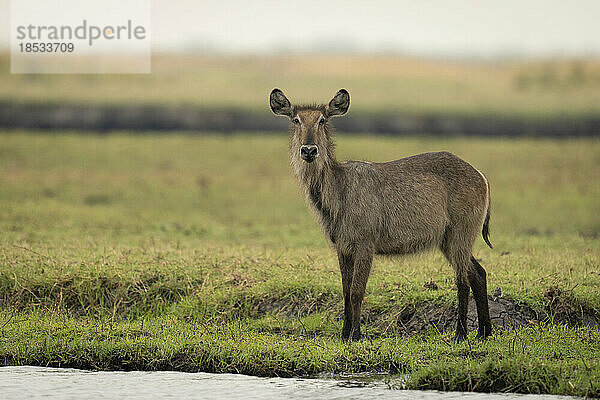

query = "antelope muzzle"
[300,145,319,163]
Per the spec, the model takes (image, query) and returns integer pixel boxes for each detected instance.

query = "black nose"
[300,145,319,162]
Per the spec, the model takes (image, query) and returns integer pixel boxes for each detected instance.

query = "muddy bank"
[389,294,599,336]
[255,287,600,336]
[1,102,599,136]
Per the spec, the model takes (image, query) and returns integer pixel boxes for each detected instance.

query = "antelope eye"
[293,117,300,124]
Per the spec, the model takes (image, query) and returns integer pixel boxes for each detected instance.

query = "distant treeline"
[1,102,599,136]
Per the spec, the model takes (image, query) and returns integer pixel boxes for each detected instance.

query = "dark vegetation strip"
[1,102,599,136]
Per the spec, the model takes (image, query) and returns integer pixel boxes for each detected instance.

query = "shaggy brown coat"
[270,88,492,341]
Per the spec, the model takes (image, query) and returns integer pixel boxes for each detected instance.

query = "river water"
[0,366,578,399]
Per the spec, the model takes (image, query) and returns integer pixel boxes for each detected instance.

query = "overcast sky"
[2,0,600,58]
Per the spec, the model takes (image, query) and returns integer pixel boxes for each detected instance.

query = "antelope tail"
[482,204,492,249]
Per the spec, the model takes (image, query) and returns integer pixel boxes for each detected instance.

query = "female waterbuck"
[269,88,493,342]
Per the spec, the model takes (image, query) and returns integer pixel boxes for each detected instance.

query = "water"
[0,366,578,400]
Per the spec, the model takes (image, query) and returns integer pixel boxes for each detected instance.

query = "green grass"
[3,55,600,117]
[1,131,599,396]
[2,311,599,396]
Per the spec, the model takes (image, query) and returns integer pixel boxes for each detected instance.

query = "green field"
[3,55,600,116]
[1,131,599,396]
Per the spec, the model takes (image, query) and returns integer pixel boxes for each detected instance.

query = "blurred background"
[0,0,599,251]
[1,0,600,135]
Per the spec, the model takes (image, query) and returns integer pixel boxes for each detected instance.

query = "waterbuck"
[269,88,493,342]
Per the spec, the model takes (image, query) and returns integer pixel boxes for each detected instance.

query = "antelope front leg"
[349,250,373,341]
[337,251,353,341]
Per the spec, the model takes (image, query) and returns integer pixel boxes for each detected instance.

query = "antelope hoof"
[350,328,362,341]
[341,324,351,341]
[452,332,467,343]
[476,327,492,340]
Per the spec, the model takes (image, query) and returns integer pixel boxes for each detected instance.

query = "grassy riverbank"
[2,312,599,396]
[1,132,599,396]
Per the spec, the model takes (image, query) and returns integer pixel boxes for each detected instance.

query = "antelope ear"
[326,89,350,117]
[269,88,293,117]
